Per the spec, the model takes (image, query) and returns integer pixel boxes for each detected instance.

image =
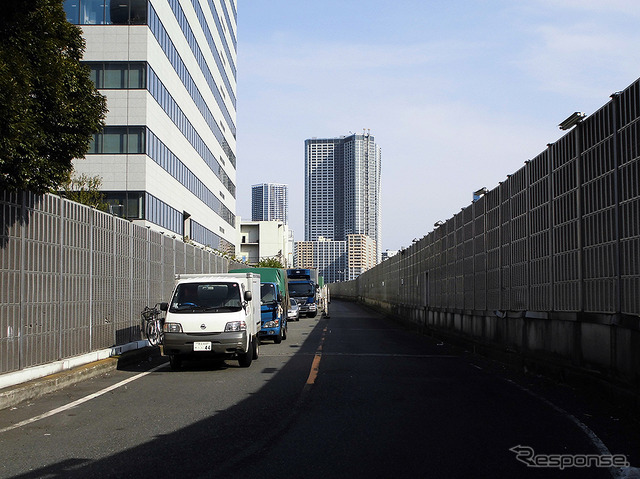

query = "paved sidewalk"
[0,344,160,411]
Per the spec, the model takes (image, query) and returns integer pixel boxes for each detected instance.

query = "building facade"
[304,131,381,261]
[63,0,238,253]
[347,234,377,280]
[251,183,288,224]
[238,220,290,267]
[381,250,399,261]
[294,235,377,283]
[294,238,348,284]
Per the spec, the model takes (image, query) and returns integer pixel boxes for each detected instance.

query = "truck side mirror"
[160,302,168,311]
[244,291,252,301]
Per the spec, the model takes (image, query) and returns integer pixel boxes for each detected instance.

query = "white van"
[161,273,261,369]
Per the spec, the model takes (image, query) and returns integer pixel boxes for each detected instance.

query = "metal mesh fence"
[333,78,640,322]
[0,192,233,375]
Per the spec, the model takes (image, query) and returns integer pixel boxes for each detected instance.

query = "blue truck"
[286,268,324,318]
[229,267,289,343]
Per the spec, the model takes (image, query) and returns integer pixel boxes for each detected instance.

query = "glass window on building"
[103,127,128,153]
[104,63,127,89]
[105,192,144,219]
[81,0,106,24]
[64,0,147,25]
[128,63,146,88]
[127,128,145,153]
[88,63,103,88]
[130,0,147,24]
[63,0,79,23]
[110,0,147,25]
[86,62,147,89]
[88,127,146,154]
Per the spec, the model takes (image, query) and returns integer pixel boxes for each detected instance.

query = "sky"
[234,0,640,252]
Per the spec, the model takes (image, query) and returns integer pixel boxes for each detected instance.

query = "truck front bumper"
[163,331,248,356]
[259,326,281,337]
[298,303,317,314]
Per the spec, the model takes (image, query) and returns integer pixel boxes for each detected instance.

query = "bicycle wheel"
[145,319,161,346]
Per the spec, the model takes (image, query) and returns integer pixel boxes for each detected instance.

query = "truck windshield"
[288,283,314,296]
[170,282,242,313]
[261,283,277,304]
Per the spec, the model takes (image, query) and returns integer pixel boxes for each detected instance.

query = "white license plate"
[193,341,212,351]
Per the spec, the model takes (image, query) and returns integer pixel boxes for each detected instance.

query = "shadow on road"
[8,312,328,479]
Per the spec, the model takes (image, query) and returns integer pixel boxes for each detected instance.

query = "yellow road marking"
[305,325,328,385]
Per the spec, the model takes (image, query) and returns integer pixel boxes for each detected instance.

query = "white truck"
[160,273,261,370]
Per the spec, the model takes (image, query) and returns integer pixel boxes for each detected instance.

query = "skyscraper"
[252,183,288,224]
[63,0,238,253]
[304,131,381,261]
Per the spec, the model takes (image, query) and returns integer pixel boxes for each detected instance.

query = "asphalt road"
[0,300,638,479]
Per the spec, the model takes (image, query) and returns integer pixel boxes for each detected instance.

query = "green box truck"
[229,267,289,343]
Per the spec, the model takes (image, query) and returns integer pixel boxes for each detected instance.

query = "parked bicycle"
[141,304,164,346]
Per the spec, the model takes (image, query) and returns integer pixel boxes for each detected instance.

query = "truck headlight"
[163,323,183,333]
[264,319,279,328]
[224,320,247,332]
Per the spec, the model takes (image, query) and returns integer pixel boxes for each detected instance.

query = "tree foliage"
[0,0,107,194]
[258,257,285,269]
[59,172,108,211]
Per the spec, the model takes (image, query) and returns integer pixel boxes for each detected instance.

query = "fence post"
[129,222,134,343]
[611,92,622,314]
[547,144,555,311]
[112,215,117,346]
[19,191,26,370]
[58,198,64,360]
[89,208,94,350]
[575,124,584,312]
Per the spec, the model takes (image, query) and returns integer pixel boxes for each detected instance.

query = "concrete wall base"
[340,295,640,418]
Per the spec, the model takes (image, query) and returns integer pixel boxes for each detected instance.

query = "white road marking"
[0,363,166,434]
[503,378,637,479]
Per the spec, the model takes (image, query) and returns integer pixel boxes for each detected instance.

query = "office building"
[63,0,238,253]
[305,131,381,262]
[251,183,288,224]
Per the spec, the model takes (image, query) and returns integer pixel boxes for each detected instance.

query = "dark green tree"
[0,0,107,194]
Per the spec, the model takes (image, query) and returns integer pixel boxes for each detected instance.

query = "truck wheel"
[274,328,283,344]
[239,337,255,367]
[253,335,259,359]
[282,324,287,340]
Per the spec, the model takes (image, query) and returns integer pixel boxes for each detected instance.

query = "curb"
[0,347,159,411]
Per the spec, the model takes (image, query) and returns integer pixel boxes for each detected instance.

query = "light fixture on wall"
[473,187,488,202]
[558,112,585,130]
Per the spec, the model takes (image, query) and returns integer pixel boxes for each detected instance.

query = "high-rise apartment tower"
[304,132,381,261]
[251,183,288,224]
